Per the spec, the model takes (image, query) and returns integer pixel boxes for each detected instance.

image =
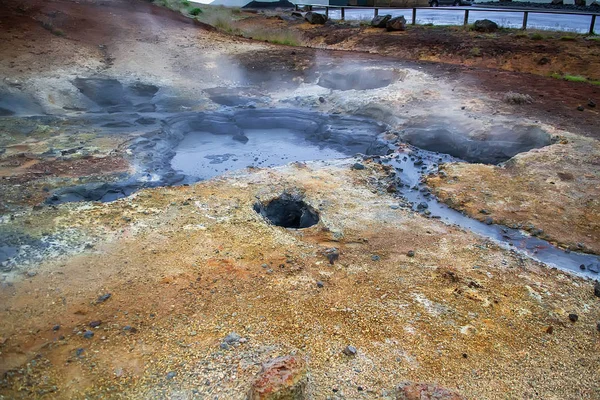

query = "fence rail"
[294,3,599,34]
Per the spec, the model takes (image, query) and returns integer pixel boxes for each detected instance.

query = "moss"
[189,7,202,15]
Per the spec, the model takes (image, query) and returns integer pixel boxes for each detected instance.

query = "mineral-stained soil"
[1,162,599,399]
[1,0,600,398]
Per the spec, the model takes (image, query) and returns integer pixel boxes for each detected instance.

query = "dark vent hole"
[254,195,319,229]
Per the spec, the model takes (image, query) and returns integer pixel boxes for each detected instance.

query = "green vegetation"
[559,36,576,41]
[469,47,481,57]
[563,74,587,82]
[41,21,66,37]
[189,7,202,15]
[530,33,544,40]
[181,0,190,6]
[550,73,600,86]
[244,28,303,46]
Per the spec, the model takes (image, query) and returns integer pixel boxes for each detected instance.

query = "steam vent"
[0,0,599,398]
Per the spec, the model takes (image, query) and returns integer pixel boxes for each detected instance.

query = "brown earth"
[1,162,599,399]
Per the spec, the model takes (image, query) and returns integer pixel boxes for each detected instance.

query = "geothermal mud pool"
[2,77,598,279]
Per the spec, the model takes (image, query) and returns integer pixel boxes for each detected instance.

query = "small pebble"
[96,293,111,304]
[76,348,85,357]
[166,371,177,380]
[83,330,94,339]
[577,106,584,111]
[89,320,101,328]
[316,281,324,288]
[318,96,325,103]
[371,255,380,261]
[568,313,578,322]
[407,250,415,257]
[343,345,357,356]
[52,325,60,331]
[352,163,366,170]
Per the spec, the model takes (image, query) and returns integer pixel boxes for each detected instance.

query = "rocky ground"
[0,0,599,399]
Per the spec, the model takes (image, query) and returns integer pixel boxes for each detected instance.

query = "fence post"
[412,8,416,25]
[590,14,597,35]
[374,8,379,18]
[325,6,329,17]
[463,9,469,27]
[295,3,298,11]
[522,11,528,30]
[341,7,345,20]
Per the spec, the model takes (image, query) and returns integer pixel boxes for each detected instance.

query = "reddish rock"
[396,382,464,400]
[247,355,307,400]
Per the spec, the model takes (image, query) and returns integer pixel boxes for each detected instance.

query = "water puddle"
[172,128,350,180]
[383,147,599,278]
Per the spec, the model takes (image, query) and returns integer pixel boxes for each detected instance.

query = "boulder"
[551,0,563,5]
[247,356,307,400]
[371,14,392,28]
[473,19,499,32]
[590,1,600,8]
[386,16,407,32]
[304,12,327,25]
[396,382,464,400]
[574,0,585,5]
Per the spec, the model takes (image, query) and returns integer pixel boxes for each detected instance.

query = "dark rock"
[473,19,499,32]
[371,255,380,261]
[386,16,407,31]
[589,100,596,108]
[316,281,324,288]
[577,106,584,111]
[305,12,327,25]
[484,217,493,225]
[318,96,325,103]
[538,57,550,65]
[76,348,85,357]
[407,250,415,257]
[52,325,60,331]
[232,133,249,143]
[248,355,307,400]
[166,371,177,380]
[479,209,490,215]
[325,248,340,265]
[89,320,102,328]
[343,345,357,356]
[396,382,464,400]
[83,330,94,339]
[546,326,553,334]
[568,313,578,322]
[96,293,111,304]
[371,14,392,28]
[551,0,563,4]
[352,163,366,170]
[417,202,428,210]
[594,281,600,298]
[224,332,241,344]
[597,322,600,332]
[580,264,586,270]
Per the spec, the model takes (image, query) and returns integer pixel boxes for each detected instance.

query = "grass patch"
[189,7,202,15]
[243,28,303,46]
[181,0,190,6]
[551,73,600,85]
[41,21,66,37]
[563,74,587,82]
[559,36,576,41]
[469,47,481,57]
[530,33,544,40]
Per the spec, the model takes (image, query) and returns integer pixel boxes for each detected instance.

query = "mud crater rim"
[253,194,320,229]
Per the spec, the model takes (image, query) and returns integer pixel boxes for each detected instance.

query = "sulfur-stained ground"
[1,161,599,399]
